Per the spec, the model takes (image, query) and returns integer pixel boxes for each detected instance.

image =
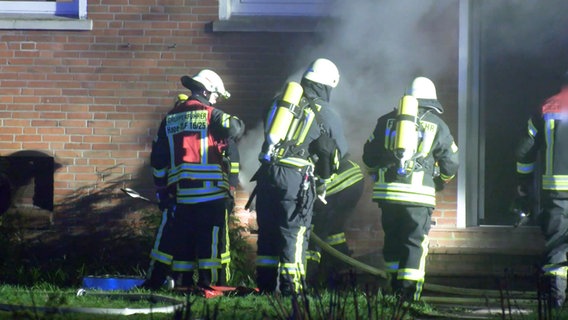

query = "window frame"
[0,0,92,30]
[220,0,329,20]
[215,0,330,32]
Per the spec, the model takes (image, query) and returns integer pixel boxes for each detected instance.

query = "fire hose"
[0,292,183,315]
[309,232,537,300]
[122,188,538,300]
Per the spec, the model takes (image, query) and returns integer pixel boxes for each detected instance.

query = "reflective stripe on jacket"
[151,98,244,203]
[363,108,459,207]
[516,89,568,198]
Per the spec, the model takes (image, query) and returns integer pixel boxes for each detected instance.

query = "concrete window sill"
[0,14,92,30]
[209,16,330,33]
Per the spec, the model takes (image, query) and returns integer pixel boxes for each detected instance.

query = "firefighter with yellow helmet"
[251,58,348,295]
[144,69,244,290]
[362,76,459,301]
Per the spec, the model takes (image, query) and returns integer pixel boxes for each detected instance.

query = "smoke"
[322,0,458,158]
[238,0,458,192]
[480,0,568,58]
[237,123,264,194]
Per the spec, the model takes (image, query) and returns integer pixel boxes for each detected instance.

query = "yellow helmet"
[302,58,340,88]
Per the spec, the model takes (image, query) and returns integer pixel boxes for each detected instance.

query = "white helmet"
[408,76,443,113]
[302,58,340,88]
[181,69,231,100]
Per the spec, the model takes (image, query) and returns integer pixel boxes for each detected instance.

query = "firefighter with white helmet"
[363,76,459,301]
[251,58,347,295]
[181,69,231,104]
[144,69,244,291]
[302,58,340,88]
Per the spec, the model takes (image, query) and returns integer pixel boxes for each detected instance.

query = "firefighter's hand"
[434,176,445,192]
[156,189,173,211]
[517,184,529,197]
[226,187,236,214]
[316,181,327,205]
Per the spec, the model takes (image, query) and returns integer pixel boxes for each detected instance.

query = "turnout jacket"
[151,95,244,204]
[325,158,364,197]
[516,88,568,199]
[362,107,459,207]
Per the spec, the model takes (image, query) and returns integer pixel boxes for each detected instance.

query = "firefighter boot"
[399,279,422,302]
[178,271,195,288]
[306,259,320,285]
[197,269,213,288]
[256,267,278,294]
[279,271,303,296]
[141,260,170,290]
[549,275,567,308]
[279,274,295,296]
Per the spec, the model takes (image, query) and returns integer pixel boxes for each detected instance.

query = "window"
[460,0,568,227]
[219,0,330,20]
[214,0,331,32]
[0,0,92,30]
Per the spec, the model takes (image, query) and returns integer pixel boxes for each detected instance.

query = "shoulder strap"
[306,97,328,135]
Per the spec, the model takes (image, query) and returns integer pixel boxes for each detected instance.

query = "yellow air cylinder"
[394,95,419,161]
[266,81,304,146]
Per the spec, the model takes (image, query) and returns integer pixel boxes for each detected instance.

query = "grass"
[0,283,436,320]
[1,184,567,319]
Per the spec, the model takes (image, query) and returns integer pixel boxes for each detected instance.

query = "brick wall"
[0,1,467,260]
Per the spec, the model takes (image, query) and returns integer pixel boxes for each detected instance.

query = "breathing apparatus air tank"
[263,81,304,161]
[394,95,419,176]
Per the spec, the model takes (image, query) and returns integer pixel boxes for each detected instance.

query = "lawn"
[1,190,566,319]
[0,283,437,320]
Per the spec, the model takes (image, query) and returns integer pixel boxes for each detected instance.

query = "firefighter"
[362,76,459,301]
[252,58,347,295]
[306,157,365,284]
[165,93,240,288]
[144,69,245,290]
[515,71,568,308]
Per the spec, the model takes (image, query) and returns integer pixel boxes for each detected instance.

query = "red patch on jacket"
[542,88,568,114]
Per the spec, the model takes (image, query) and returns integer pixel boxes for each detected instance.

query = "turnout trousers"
[307,177,364,283]
[379,202,432,301]
[539,197,568,307]
[255,164,315,295]
[147,199,230,288]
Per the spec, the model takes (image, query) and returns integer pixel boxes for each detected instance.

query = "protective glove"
[434,176,445,192]
[316,181,327,205]
[156,188,173,212]
[517,184,529,197]
[226,187,236,214]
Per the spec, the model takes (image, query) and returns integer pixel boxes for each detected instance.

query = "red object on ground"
[203,288,225,299]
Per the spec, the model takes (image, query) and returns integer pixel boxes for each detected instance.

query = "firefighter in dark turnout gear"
[145,69,245,290]
[253,58,347,295]
[306,157,364,284]
[362,77,458,301]
[515,72,568,308]
[164,93,240,288]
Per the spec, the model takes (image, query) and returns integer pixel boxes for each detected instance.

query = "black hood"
[417,98,444,114]
[301,78,332,103]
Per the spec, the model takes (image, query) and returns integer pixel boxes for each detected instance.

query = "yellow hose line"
[310,232,387,278]
[310,232,537,299]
